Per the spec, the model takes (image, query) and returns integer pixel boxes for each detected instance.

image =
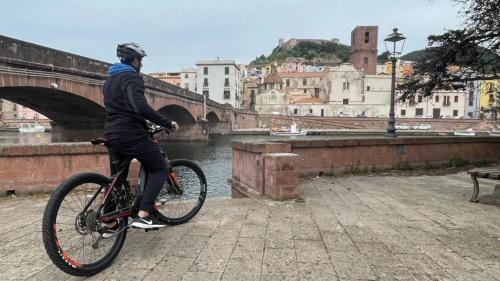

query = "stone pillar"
[230,141,299,200]
[263,153,299,200]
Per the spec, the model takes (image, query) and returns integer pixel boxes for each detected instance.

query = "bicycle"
[41,125,207,276]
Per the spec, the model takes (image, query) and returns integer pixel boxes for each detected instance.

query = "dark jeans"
[106,134,167,213]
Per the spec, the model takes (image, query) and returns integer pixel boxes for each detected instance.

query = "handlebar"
[148,125,170,136]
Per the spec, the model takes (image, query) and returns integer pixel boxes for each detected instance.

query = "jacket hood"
[108,63,136,76]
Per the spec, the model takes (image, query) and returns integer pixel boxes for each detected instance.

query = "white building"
[180,68,197,93]
[196,60,242,108]
[396,90,467,118]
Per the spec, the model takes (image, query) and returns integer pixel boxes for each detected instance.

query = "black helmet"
[117,42,147,63]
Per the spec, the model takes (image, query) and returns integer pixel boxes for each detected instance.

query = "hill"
[250,41,351,66]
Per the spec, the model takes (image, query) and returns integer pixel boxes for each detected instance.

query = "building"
[241,77,260,110]
[0,100,49,126]
[350,26,378,75]
[465,81,481,118]
[396,90,467,118]
[149,72,182,87]
[180,68,197,92]
[196,60,242,108]
[281,70,329,103]
[255,69,288,115]
[479,80,499,118]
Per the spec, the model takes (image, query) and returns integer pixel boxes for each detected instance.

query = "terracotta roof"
[293,97,322,104]
[264,72,283,84]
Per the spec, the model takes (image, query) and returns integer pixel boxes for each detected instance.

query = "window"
[416,108,423,116]
[225,67,229,75]
[286,79,290,87]
[454,95,458,103]
[224,78,229,87]
[453,110,458,117]
[203,90,209,99]
[203,67,208,75]
[184,74,188,78]
[224,90,230,99]
[343,99,349,105]
[364,31,370,43]
[203,78,208,87]
[435,95,439,102]
[303,89,307,94]
[468,93,474,106]
[366,86,370,91]
[184,83,189,89]
[343,82,350,91]
[294,108,298,115]
[302,79,307,86]
[444,96,450,105]
[309,109,313,114]
[364,57,368,65]
[418,96,422,103]
[321,109,324,117]
[401,109,406,116]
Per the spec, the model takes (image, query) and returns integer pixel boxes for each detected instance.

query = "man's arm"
[126,76,173,128]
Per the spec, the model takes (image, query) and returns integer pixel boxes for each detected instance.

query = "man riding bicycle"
[102,42,179,230]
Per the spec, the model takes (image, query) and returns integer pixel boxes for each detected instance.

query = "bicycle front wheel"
[154,159,207,225]
[42,173,127,276]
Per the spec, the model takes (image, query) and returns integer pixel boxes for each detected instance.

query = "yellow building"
[479,80,499,110]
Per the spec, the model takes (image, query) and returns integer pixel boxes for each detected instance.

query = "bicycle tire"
[42,172,127,276]
[155,159,207,225]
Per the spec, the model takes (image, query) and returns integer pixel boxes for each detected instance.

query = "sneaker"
[130,215,165,229]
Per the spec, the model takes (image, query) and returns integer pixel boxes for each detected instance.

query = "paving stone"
[418,244,481,271]
[294,240,330,264]
[395,253,446,275]
[262,247,298,277]
[297,262,338,281]
[221,258,261,281]
[230,237,264,260]
[239,224,266,239]
[356,242,403,267]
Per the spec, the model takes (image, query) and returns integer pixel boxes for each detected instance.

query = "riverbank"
[230,128,496,136]
[1,173,498,280]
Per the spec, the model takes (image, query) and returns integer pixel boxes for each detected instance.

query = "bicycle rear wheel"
[154,159,207,225]
[42,173,127,276]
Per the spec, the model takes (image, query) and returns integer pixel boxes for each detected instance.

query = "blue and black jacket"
[102,63,173,139]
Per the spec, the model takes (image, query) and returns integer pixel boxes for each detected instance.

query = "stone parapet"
[230,136,500,200]
[0,143,139,195]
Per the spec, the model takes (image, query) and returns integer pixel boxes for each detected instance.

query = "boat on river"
[453,128,476,136]
[270,122,307,136]
[18,123,46,133]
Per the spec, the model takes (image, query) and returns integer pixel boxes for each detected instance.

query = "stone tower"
[350,26,378,75]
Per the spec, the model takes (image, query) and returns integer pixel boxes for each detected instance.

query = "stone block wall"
[231,136,500,200]
[0,143,139,194]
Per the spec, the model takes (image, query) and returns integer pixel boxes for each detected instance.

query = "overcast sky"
[1,0,463,73]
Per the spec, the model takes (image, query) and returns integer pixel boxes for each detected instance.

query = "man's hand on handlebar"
[169,121,179,132]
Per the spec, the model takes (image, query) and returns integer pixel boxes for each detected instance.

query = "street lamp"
[384,28,406,137]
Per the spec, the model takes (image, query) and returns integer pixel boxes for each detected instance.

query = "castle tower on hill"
[350,26,378,75]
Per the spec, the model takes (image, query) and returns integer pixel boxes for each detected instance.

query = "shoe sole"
[130,222,166,229]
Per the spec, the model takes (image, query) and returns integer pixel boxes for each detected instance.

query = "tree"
[399,0,500,102]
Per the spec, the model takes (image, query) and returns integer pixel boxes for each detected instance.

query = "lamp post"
[384,28,406,137]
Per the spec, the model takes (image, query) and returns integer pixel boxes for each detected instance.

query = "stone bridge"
[0,35,257,141]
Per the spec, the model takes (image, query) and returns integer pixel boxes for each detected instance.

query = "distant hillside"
[400,49,426,61]
[250,41,351,65]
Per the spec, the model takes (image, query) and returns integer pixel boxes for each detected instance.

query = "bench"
[467,168,500,204]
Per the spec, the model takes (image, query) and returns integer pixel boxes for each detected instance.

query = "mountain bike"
[42,126,207,276]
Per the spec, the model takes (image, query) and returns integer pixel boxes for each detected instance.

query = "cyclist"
[102,42,179,229]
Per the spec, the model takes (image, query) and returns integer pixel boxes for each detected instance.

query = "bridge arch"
[157,104,196,125]
[206,111,220,123]
[0,86,105,128]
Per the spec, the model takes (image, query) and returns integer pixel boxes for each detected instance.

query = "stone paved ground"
[0,172,499,281]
